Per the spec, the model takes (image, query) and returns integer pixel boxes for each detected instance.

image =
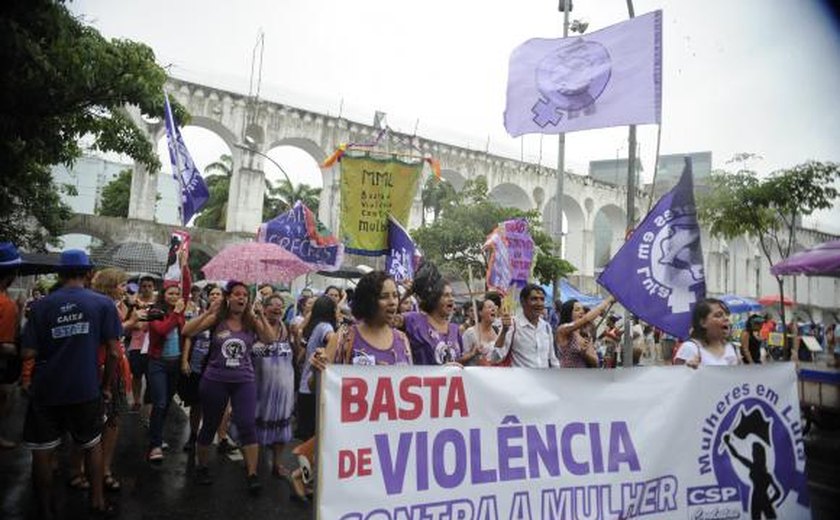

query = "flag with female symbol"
[385,215,421,283]
[504,10,662,136]
[597,158,706,339]
[163,94,210,225]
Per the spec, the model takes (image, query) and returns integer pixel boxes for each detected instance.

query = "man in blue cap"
[21,249,122,518]
[0,242,22,450]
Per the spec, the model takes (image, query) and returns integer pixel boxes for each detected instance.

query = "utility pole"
[553,0,571,306]
[622,0,637,368]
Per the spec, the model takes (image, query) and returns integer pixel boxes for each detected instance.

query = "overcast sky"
[71,0,840,232]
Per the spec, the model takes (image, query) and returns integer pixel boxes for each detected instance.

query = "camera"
[140,308,166,322]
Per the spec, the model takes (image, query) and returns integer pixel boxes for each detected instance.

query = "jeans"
[147,357,179,449]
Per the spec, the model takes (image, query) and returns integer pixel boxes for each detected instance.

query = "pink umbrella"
[202,242,316,284]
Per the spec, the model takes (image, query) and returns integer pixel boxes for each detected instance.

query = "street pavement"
[0,387,313,520]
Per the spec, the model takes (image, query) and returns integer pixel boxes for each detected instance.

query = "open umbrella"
[202,242,317,284]
[758,294,795,307]
[719,294,763,314]
[91,242,169,274]
[770,239,840,278]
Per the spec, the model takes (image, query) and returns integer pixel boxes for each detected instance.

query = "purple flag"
[163,94,210,225]
[597,158,705,339]
[385,215,420,282]
[257,201,344,271]
[504,10,662,137]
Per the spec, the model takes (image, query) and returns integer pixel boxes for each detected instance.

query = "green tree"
[698,158,840,355]
[97,169,133,217]
[413,177,575,286]
[194,155,233,230]
[420,176,457,225]
[263,177,322,220]
[0,1,188,249]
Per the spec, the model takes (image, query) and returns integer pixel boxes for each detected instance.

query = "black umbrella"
[18,252,62,276]
[317,266,369,279]
[91,242,169,275]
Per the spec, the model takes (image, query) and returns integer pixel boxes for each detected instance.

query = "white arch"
[440,169,467,191]
[543,194,585,273]
[488,183,532,211]
[593,203,626,269]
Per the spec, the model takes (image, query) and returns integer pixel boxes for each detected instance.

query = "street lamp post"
[234,142,294,187]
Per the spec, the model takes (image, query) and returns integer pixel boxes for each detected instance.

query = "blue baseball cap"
[59,249,95,270]
[0,242,22,269]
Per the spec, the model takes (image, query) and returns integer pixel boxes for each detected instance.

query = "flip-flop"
[67,474,90,491]
[284,472,309,504]
[104,474,121,493]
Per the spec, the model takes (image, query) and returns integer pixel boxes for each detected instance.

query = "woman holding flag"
[556,297,614,368]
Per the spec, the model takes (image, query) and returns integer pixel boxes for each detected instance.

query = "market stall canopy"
[758,294,795,307]
[770,239,840,278]
[719,294,763,314]
[542,279,604,308]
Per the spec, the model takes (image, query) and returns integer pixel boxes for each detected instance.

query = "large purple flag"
[163,94,210,225]
[385,215,420,283]
[597,158,705,339]
[257,201,344,271]
[504,10,662,137]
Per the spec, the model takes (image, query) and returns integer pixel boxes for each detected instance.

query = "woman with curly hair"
[401,262,465,365]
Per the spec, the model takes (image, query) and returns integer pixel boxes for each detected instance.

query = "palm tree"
[263,177,322,220]
[421,176,456,225]
[194,154,232,230]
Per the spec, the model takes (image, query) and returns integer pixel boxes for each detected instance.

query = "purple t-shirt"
[23,287,121,405]
[403,311,462,365]
[203,322,258,383]
[349,325,412,366]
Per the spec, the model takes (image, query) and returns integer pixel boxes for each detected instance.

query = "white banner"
[317,364,809,520]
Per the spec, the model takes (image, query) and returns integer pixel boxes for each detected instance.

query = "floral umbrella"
[202,242,316,284]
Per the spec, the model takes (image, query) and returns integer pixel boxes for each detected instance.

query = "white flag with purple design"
[163,94,210,225]
[597,158,705,339]
[504,10,662,136]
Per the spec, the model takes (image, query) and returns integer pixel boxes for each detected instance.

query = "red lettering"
[424,377,446,418]
[370,377,397,421]
[338,450,355,479]
[444,376,469,418]
[358,448,372,476]
[398,376,423,420]
[341,377,368,422]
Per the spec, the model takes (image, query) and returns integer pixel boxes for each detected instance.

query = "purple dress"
[252,331,294,445]
[403,312,462,365]
[348,326,412,366]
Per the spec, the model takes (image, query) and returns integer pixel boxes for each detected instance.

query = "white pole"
[165,92,186,226]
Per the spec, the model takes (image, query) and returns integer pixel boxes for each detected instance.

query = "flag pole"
[552,0,571,310]
[165,92,186,226]
[622,0,637,368]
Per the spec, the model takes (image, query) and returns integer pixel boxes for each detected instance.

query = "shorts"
[177,371,202,407]
[128,350,148,378]
[23,398,103,450]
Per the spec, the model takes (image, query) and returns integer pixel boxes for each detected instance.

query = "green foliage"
[0,1,187,249]
[194,155,232,230]
[264,177,322,220]
[413,177,575,285]
[97,169,133,217]
[420,175,457,224]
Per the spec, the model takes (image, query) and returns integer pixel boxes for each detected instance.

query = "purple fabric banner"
[257,201,344,271]
[483,219,535,293]
[385,215,420,283]
[597,158,706,339]
[504,10,662,137]
[163,94,210,225]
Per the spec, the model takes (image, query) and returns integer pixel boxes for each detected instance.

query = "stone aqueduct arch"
[123,77,645,281]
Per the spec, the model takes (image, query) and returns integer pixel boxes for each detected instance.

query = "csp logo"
[700,397,809,519]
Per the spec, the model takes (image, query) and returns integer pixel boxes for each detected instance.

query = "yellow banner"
[339,155,422,254]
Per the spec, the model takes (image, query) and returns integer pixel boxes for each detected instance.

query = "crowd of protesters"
[0,242,837,517]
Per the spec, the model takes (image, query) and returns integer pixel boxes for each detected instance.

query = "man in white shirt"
[495,284,559,368]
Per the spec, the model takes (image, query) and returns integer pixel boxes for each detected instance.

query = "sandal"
[271,465,291,479]
[285,470,309,504]
[67,474,90,491]
[103,474,121,493]
[89,501,119,519]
